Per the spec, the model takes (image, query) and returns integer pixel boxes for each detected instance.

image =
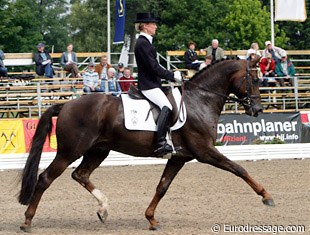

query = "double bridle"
[184,60,260,108]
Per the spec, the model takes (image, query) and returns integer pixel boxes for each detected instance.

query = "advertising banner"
[300,112,310,143]
[217,112,302,145]
[0,111,309,155]
[0,120,26,154]
[22,119,57,153]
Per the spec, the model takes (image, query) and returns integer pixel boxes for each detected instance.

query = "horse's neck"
[187,68,230,103]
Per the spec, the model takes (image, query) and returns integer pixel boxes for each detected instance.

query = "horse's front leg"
[196,147,275,206]
[145,158,190,230]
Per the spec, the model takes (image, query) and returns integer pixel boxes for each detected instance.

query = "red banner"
[23,118,57,153]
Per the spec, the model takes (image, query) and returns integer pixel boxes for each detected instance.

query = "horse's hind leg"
[145,158,191,230]
[20,153,77,232]
[71,146,110,223]
[197,147,275,206]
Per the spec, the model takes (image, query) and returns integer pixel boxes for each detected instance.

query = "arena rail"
[1,143,310,170]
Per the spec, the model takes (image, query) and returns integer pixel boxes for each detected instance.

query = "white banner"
[275,0,307,21]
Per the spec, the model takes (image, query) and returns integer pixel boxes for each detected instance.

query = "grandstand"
[0,50,309,118]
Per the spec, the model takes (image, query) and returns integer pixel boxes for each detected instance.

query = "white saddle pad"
[121,88,187,131]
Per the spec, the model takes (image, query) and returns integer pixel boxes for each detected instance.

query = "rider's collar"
[140,32,153,44]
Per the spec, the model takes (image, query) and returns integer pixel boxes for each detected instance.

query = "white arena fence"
[1,143,310,170]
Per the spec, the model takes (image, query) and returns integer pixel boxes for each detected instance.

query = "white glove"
[173,71,182,83]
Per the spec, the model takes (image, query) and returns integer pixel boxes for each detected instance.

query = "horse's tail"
[18,104,64,205]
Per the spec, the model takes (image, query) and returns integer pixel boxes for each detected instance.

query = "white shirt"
[140,32,153,44]
[68,53,72,63]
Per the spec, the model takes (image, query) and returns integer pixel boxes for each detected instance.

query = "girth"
[127,84,179,125]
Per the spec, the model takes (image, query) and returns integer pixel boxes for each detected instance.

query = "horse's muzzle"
[245,104,263,117]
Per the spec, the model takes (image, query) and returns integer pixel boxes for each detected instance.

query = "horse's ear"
[249,56,261,68]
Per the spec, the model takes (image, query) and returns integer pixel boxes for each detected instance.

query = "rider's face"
[144,23,157,36]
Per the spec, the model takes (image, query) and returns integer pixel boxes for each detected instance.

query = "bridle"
[232,60,261,108]
[184,60,260,108]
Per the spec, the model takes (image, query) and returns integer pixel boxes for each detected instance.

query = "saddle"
[127,84,180,125]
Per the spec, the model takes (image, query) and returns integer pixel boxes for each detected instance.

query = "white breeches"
[141,88,172,110]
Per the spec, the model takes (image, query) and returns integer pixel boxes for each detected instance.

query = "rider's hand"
[173,71,183,83]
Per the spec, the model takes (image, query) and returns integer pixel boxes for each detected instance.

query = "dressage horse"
[19,57,275,232]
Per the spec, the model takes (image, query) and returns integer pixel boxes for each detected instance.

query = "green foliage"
[0,0,309,54]
[0,0,69,53]
[69,0,108,52]
[156,0,288,52]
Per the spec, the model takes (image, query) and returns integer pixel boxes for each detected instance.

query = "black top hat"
[134,13,159,23]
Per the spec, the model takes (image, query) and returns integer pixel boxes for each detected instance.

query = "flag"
[275,0,307,21]
[113,0,126,44]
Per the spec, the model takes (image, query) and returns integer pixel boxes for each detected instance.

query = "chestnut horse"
[19,58,274,232]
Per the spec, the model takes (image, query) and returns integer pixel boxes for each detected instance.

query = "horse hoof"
[262,198,275,207]
[20,224,31,233]
[149,225,161,231]
[97,210,108,223]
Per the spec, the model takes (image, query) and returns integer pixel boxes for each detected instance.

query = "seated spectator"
[116,62,125,79]
[275,52,296,86]
[246,42,261,58]
[260,53,276,87]
[247,49,257,61]
[83,62,100,94]
[95,56,112,80]
[184,41,201,70]
[100,67,121,96]
[119,67,135,92]
[262,41,285,64]
[199,55,213,70]
[34,43,53,78]
[200,39,225,63]
[0,49,8,77]
[60,43,81,78]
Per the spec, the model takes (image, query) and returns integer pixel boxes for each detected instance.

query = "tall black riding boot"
[154,106,173,156]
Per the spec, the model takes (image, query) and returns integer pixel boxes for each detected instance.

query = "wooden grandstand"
[0,51,309,118]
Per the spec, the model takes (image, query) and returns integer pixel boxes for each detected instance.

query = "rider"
[134,13,182,156]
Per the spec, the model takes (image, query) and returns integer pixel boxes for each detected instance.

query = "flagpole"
[107,0,111,63]
[271,0,275,45]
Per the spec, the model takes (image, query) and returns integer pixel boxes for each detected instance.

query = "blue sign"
[113,0,125,44]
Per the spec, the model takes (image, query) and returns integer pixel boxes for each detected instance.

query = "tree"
[69,0,110,52]
[38,0,70,52]
[155,0,287,52]
[0,0,69,53]
[220,0,288,49]
[0,0,42,52]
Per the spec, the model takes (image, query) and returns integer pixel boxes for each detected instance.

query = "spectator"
[262,41,285,64]
[246,42,261,58]
[275,51,296,86]
[60,43,81,78]
[95,56,112,80]
[34,43,53,78]
[0,50,8,77]
[247,49,257,61]
[100,67,121,96]
[201,39,225,63]
[119,67,135,92]
[116,62,125,79]
[260,52,276,87]
[199,55,213,70]
[184,41,201,70]
[83,62,100,94]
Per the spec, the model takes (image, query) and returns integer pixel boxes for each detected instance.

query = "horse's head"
[231,57,263,117]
